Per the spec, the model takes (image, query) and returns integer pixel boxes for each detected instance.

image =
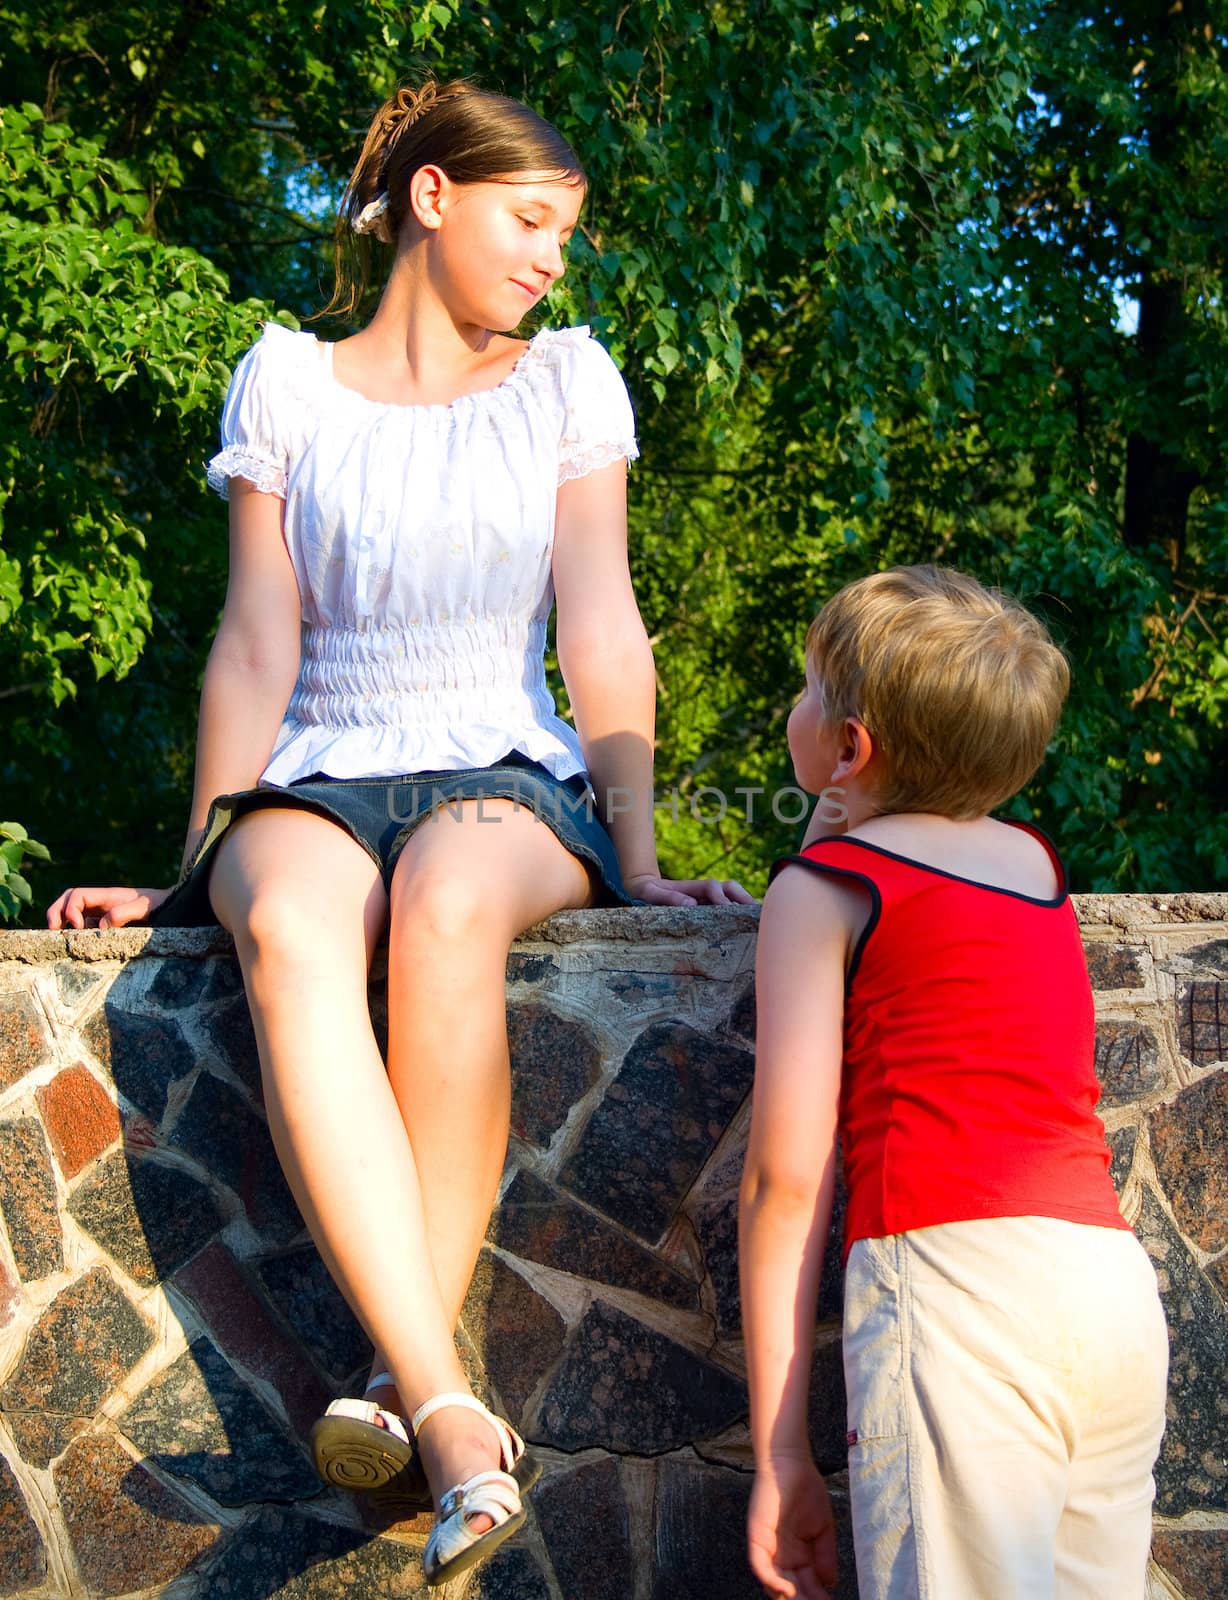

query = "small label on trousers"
[846,1429,858,1445]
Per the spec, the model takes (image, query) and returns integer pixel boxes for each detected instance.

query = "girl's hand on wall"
[747,1457,837,1599]
[46,886,170,930]
[625,873,756,907]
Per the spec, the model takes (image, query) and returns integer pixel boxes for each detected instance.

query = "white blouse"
[206,322,638,785]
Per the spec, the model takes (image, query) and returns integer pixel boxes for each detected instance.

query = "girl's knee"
[390,867,494,951]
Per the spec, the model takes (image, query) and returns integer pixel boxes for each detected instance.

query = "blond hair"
[322,78,585,320]
[805,565,1069,818]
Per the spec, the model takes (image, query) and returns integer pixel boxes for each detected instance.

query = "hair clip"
[352,193,393,243]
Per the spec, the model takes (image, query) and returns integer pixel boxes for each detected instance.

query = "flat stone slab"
[81,1004,195,1120]
[54,1430,221,1595]
[1178,978,1227,1066]
[489,1170,698,1310]
[119,1336,321,1507]
[0,1118,63,1281]
[1093,1020,1164,1105]
[256,1246,370,1385]
[195,1505,428,1597]
[537,1300,746,1453]
[68,1149,225,1286]
[0,993,53,1094]
[1136,1190,1228,1515]
[35,1063,122,1179]
[507,1001,602,1148]
[560,1021,754,1242]
[0,1447,46,1592]
[1151,1529,1228,1600]
[1148,1072,1228,1254]
[461,1251,567,1428]
[533,1456,631,1600]
[2,1266,153,1420]
[168,1071,302,1242]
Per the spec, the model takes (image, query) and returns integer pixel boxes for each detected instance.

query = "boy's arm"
[739,863,854,1597]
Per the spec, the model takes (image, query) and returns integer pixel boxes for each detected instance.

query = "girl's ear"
[830,717,875,784]
[408,164,449,231]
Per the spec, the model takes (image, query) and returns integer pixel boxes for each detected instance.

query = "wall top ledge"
[0,892,1224,967]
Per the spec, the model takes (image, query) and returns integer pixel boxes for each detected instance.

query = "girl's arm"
[553,460,750,906]
[182,480,302,867]
[47,482,300,929]
[739,864,855,1599]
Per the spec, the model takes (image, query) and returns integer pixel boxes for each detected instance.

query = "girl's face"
[431,171,585,331]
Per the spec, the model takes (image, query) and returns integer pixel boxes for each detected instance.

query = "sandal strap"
[439,1468,521,1522]
[410,1392,524,1471]
[322,1396,410,1447]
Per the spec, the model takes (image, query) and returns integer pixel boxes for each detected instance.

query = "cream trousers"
[843,1215,1169,1600]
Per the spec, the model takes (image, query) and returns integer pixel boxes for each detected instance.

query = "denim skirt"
[151,751,632,927]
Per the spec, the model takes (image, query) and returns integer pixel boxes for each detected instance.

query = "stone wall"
[0,897,1224,1600]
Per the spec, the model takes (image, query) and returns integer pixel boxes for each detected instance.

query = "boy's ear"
[831,716,875,784]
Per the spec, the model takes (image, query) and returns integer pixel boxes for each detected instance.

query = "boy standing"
[739,566,1167,1600]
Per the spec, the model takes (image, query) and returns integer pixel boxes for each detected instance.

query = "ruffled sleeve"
[555,330,639,486]
[206,325,292,500]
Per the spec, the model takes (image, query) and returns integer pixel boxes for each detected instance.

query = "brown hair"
[322,78,586,319]
[805,564,1070,818]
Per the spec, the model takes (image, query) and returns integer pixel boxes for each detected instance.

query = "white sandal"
[414,1392,535,1586]
[309,1371,429,1504]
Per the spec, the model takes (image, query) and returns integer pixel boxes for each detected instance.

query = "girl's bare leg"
[207,808,489,1499]
[367,800,593,1485]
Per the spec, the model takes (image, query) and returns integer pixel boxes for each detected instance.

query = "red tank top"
[778,825,1129,1260]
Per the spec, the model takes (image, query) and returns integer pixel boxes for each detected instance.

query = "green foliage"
[0,0,1225,911]
[0,820,50,921]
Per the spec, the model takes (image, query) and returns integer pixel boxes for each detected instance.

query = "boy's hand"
[47,886,170,930]
[748,1456,837,1599]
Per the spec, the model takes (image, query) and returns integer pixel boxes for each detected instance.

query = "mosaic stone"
[1,1266,152,1417]
[489,1170,698,1310]
[0,1254,19,1330]
[168,1071,302,1243]
[534,1456,631,1600]
[68,1149,224,1286]
[201,990,262,1096]
[537,1300,746,1453]
[119,1336,320,1506]
[559,1021,754,1242]
[195,1505,427,1597]
[468,1543,553,1600]
[725,980,756,1043]
[81,1003,194,1120]
[1151,1529,1228,1600]
[174,1242,330,1436]
[35,1063,122,1179]
[461,1250,567,1427]
[505,952,553,983]
[257,1245,369,1384]
[1177,979,1228,1067]
[0,992,52,1094]
[6,1411,89,1469]
[1107,1124,1139,1193]
[1185,939,1228,974]
[146,957,211,1010]
[54,1430,220,1595]
[1148,1073,1228,1255]
[507,1001,603,1148]
[1093,1020,1164,1106]
[1135,1189,1228,1515]
[1082,942,1146,990]
[0,1447,46,1591]
[691,1187,741,1337]
[54,960,104,1010]
[0,1118,63,1280]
